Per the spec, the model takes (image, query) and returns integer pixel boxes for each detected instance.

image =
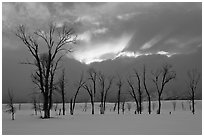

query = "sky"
[2,2,202,103]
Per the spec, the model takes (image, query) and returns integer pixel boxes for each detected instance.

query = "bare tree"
[81,68,97,115]
[70,71,86,115]
[16,23,76,118]
[98,72,114,114]
[152,63,176,114]
[56,68,66,115]
[116,75,123,114]
[98,72,105,114]
[187,69,200,114]
[133,69,143,114]
[103,76,114,113]
[127,77,139,114]
[5,89,16,120]
[143,65,151,114]
[83,83,95,114]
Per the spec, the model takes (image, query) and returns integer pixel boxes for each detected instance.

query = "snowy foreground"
[2,100,202,135]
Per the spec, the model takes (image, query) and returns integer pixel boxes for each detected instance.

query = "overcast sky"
[2,2,202,102]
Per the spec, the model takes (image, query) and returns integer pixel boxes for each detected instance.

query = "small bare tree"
[98,72,105,114]
[187,69,200,114]
[103,76,114,113]
[116,75,123,114]
[143,65,151,114]
[98,72,114,114]
[56,68,66,115]
[83,82,95,114]
[70,71,86,115]
[133,69,143,114]
[152,63,176,114]
[5,89,16,120]
[127,77,139,114]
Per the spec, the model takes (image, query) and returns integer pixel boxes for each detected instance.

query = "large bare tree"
[16,23,76,118]
[152,63,176,114]
[187,69,200,114]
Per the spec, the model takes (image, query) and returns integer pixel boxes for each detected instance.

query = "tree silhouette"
[152,63,176,114]
[187,69,200,114]
[133,69,143,114]
[56,68,66,115]
[16,23,76,118]
[127,77,139,114]
[98,71,114,114]
[70,71,86,115]
[116,75,123,114]
[143,65,151,114]
[83,82,95,114]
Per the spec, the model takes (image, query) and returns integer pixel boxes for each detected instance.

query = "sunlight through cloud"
[70,33,133,64]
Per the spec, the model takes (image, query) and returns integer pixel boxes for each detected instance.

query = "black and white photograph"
[2,2,202,135]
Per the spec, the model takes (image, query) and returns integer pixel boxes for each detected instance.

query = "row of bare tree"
[14,23,200,119]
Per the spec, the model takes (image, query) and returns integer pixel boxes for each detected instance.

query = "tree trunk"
[192,91,195,114]
[157,95,161,114]
[148,96,151,114]
[103,94,107,113]
[122,102,125,114]
[134,97,139,114]
[90,95,94,115]
[117,89,121,114]
[62,93,65,115]
[91,101,94,115]
[12,112,15,120]
[113,102,117,111]
[100,92,104,114]
[49,93,52,112]
[43,93,50,118]
[117,97,120,114]
[139,93,142,114]
[35,108,37,115]
[70,98,73,115]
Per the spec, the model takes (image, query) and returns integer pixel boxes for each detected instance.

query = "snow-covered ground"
[2,100,202,135]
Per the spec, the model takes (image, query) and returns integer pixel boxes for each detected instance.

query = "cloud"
[115,50,178,59]
[70,33,133,64]
[117,12,140,21]
[140,35,163,50]
[3,2,201,65]
[77,27,108,42]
